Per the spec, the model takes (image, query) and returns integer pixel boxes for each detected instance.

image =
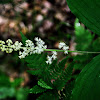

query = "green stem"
[2,45,100,54]
[44,49,100,54]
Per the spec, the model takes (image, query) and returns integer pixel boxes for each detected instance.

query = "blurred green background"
[0,0,100,100]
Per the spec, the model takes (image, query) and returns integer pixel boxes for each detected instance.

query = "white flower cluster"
[0,39,22,53]
[18,37,47,59]
[58,42,69,54]
[34,37,47,54]
[46,51,57,64]
[45,42,69,64]
[0,37,47,59]
[0,38,69,65]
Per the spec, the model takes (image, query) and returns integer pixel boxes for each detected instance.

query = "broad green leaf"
[71,54,100,100]
[67,0,100,35]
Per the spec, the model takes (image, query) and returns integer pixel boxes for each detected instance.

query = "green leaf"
[16,88,28,100]
[0,87,15,99]
[11,78,23,87]
[67,0,100,35]
[38,79,53,89]
[53,62,74,90]
[58,57,68,71]
[71,54,100,100]
[0,73,11,87]
[29,85,46,94]
[20,32,28,45]
[27,70,42,76]
[37,92,59,100]
[75,19,93,51]
[27,53,47,66]
[64,81,75,100]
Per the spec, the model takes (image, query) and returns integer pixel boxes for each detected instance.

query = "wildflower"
[25,40,34,47]
[34,37,47,54]
[58,42,66,49]
[6,39,13,46]
[13,41,23,51]
[46,56,52,64]
[0,40,5,46]
[0,37,70,65]
[58,42,69,54]
[52,51,57,60]
[1,45,6,51]
[6,48,13,53]
[46,51,57,64]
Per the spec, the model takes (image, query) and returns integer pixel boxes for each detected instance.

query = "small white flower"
[63,46,69,50]
[25,40,34,47]
[58,42,69,55]
[0,40,5,46]
[43,45,47,49]
[46,55,52,64]
[58,42,66,49]
[1,45,6,51]
[6,39,13,44]
[46,60,52,64]
[46,51,57,64]
[51,51,57,60]
[52,51,57,55]
[13,41,23,51]
[52,54,57,60]
[64,50,68,54]
[34,37,39,41]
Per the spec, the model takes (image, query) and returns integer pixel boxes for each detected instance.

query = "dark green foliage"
[71,54,100,100]
[0,72,28,99]
[53,62,74,90]
[67,0,100,35]
[37,91,59,100]
[29,85,46,94]
[0,73,15,99]
[16,88,28,100]
[75,19,93,51]
[0,73,11,87]
[58,57,68,71]
[73,19,100,70]
[38,79,53,89]
[11,78,23,87]
[27,70,41,76]
[25,54,74,99]
[20,31,74,99]
[63,81,75,100]
[0,87,15,99]
[26,53,47,69]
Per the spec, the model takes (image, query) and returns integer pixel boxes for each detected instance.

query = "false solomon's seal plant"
[0,31,100,100]
[0,35,99,64]
[0,36,69,64]
[0,0,100,99]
